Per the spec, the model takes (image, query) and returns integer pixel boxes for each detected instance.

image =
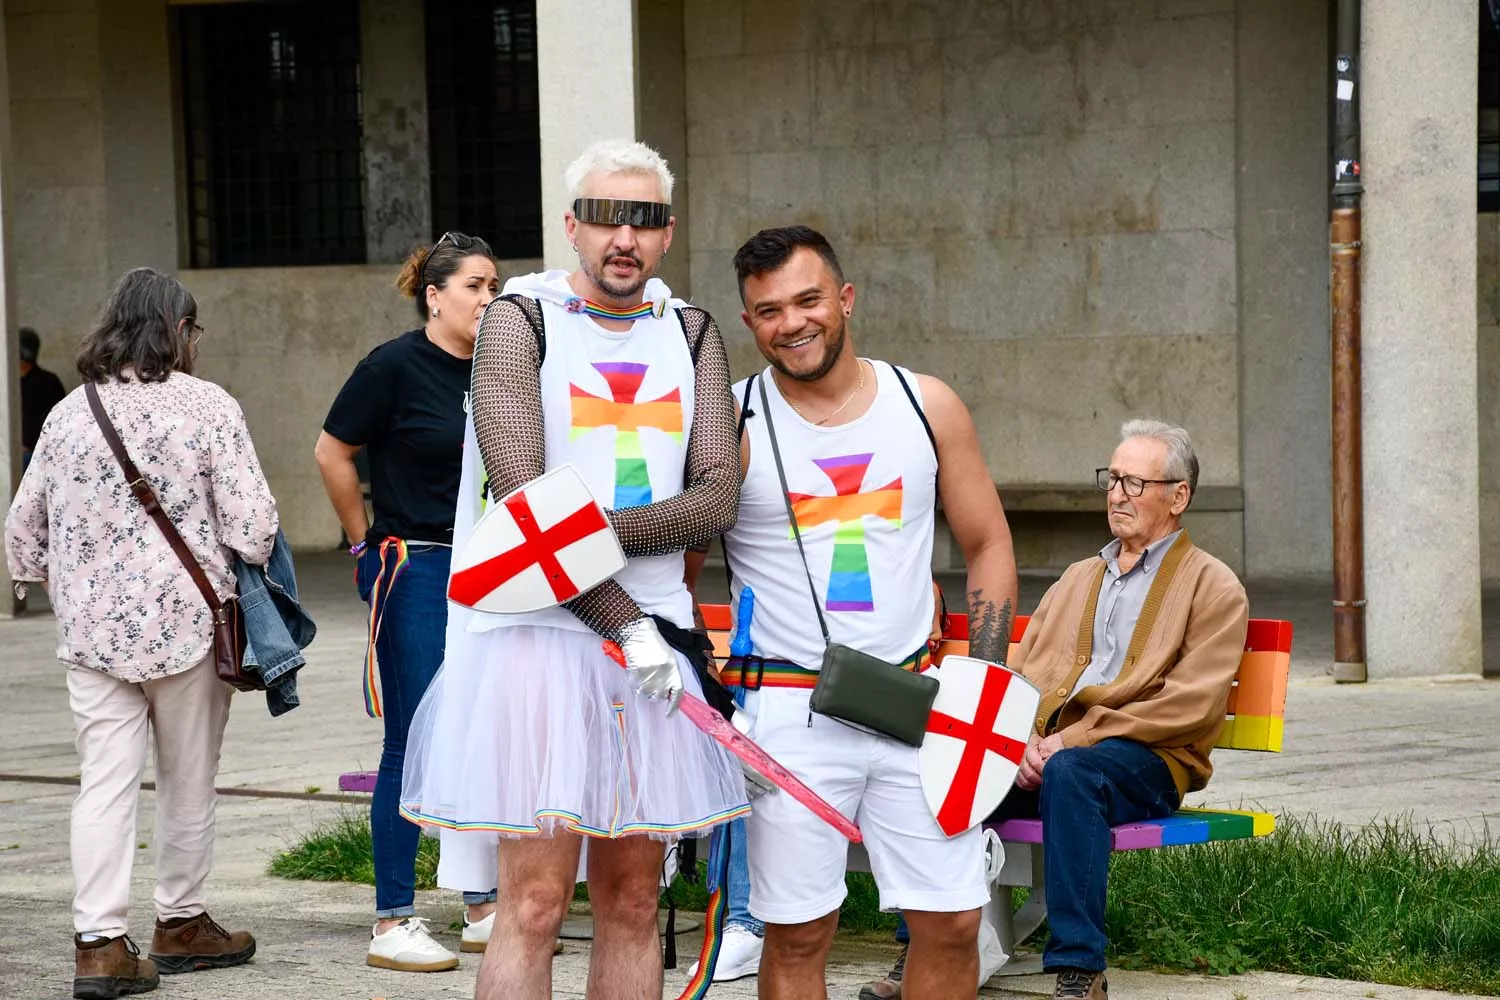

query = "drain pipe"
[1330,0,1367,683]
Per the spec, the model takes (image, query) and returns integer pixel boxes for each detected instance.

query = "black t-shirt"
[20,365,66,450]
[323,329,471,545]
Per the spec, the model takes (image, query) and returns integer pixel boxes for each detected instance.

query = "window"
[177,1,366,267]
[426,0,542,258]
[1483,0,1499,210]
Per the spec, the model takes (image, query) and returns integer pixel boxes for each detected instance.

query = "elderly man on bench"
[865,419,1249,1000]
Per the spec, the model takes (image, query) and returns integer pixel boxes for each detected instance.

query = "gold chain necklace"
[783,361,866,426]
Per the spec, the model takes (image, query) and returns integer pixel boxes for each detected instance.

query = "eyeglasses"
[420,231,481,290]
[1095,468,1182,497]
[182,320,205,346]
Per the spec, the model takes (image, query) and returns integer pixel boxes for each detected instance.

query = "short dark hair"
[77,267,198,384]
[18,326,39,363]
[396,232,496,319]
[732,225,845,302]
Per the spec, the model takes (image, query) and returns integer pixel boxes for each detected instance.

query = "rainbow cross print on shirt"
[789,453,904,612]
[569,361,684,509]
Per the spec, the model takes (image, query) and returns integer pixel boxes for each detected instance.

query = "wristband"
[349,540,367,557]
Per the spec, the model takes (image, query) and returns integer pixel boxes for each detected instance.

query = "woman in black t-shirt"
[314,233,500,972]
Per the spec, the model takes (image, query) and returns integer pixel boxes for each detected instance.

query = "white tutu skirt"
[401,623,749,889]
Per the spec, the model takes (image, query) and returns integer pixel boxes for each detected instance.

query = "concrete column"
[0,9,21,615]
[100,0,177,276]
[536,0,639,270]
[636,0,689,297]
[361,0,432,263]
[1362,0,1481,677]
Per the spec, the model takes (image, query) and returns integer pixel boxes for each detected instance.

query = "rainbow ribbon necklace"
[564,295,665,321]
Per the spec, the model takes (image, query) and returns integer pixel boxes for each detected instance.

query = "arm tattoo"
[968,589,1015,664]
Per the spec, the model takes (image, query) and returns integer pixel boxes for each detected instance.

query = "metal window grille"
[177,1,367,268]
[426,0,542,259]
[1483,1,1499,211]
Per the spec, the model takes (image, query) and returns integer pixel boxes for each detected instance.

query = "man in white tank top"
[719,227,1020,1000]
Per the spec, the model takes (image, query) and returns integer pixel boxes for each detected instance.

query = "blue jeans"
[358,543,494,917]
[707,818,763,935]
[891,738,1178,967]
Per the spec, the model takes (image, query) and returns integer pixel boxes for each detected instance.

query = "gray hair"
[1121,419,1199,497]
[564,139,675,203]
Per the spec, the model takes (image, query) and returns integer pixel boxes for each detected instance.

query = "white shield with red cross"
[447,464,626,614]
[920,656,1042,837]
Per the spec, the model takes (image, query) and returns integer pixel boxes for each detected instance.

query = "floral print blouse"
[4,374,278,681]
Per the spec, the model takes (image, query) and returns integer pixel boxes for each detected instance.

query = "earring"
[662,248,669,258]
[570,244,578,254]
[433,307,441,317]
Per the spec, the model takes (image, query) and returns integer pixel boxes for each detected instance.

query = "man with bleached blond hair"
[399,139,748,1000]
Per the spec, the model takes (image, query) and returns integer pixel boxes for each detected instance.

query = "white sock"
[78,933,106,942]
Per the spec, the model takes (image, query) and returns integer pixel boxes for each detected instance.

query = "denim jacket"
[235,529,317,716]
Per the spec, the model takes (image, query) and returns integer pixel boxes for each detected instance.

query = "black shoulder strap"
[890,363,937,460]
[673,307,706,366]
[495,292,546,365]
[735,372,759,439]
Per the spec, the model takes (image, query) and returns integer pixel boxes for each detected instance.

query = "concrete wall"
[683,0,1245,571]
[6,0,109,384]
[1235,0,1332,579]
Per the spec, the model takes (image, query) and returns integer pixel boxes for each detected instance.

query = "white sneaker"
[366,917,459,972]
[687,924,763,982]
[461,911,493,954]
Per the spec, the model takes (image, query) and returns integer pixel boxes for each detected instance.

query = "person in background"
[313,232,501,973]
[6,267,277,999]
[19,325,66,470]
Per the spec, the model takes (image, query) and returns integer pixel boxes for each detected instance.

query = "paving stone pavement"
[1,553,1496,999]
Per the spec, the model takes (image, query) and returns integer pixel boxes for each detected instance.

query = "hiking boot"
[149,912,256,974]
[1053,968,1108,1000]
[858,945,906,1000]
[74,934,159,999]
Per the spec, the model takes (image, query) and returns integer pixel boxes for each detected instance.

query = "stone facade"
[683,0,1246,570]
[0,0,1495,623]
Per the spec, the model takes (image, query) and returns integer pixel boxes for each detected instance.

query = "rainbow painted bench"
[699,604,1293,971]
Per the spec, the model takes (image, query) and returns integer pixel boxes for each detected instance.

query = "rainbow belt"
[360,537,411,718]
[719,645,929,690]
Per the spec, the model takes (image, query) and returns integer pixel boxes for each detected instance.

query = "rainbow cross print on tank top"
[569,361,684,508]
[789,453,903,612]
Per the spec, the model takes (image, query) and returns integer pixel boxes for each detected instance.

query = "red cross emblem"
[448,465,626,614]
[920,656,1041,837]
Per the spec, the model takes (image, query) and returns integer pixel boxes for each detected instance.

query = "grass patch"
[270,812,1500,993]
[268,813,900,927]
[1105,815,1500,994]
[269,813,440,890]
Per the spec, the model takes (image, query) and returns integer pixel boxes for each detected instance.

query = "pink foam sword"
[602,641,862,843]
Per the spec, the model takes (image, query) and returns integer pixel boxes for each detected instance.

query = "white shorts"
[743,687,989,925]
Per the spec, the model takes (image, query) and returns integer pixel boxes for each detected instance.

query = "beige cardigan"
[1013,533,1249,798]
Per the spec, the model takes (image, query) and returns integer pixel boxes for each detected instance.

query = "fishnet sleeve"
[605,306,741,556]
[470,295,646,640]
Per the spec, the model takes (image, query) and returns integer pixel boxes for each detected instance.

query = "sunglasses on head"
[420,231,481,289]
[572,198,672,229]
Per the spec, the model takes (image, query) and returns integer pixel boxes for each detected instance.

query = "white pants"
[743,688,989,925]
[67,656,232,937]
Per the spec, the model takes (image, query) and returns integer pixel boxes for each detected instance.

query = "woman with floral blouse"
[5,267,278,1000]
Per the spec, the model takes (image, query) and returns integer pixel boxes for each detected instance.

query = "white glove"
[731,710,777,799]
[618,617,684,710]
